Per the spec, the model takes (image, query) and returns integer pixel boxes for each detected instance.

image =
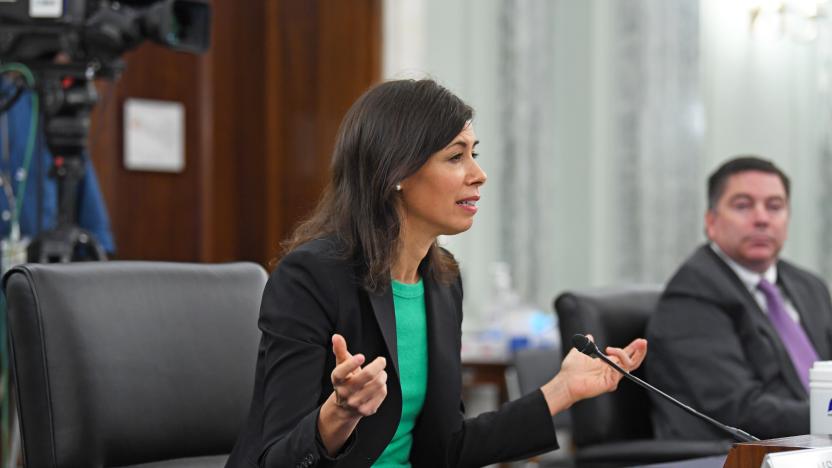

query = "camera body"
[0,0,210,263]
[0,0,89,24]
[0,0,210,70]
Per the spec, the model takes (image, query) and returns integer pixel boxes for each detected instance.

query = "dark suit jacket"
[646,244,832,440]
[226,238,558,468]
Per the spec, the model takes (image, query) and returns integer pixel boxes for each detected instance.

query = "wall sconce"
[749,0,829,41]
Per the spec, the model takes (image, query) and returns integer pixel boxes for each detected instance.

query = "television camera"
[0,0,210,262]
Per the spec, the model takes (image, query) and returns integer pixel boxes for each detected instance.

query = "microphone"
[572,334,759,443]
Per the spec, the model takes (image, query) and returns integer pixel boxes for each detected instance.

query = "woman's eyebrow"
[446,139,480,150]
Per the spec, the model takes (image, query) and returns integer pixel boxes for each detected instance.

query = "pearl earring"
[396,184,402,191]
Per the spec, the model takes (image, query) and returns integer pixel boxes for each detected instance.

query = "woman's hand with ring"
[329,334,388,417]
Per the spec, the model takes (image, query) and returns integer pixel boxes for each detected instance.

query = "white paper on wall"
[123,98,185,173]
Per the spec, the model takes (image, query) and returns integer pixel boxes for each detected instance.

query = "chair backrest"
[512,346,571,429]
[554,285,662,448]
[513,347,562,397]
[3,261,267,468]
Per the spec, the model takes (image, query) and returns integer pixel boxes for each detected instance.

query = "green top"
[372,279,428,468]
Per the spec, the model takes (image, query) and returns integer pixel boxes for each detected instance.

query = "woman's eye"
[450,153,463,161]
[472,152,479,159]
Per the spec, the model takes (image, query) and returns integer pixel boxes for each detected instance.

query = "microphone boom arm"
[573,334,759,443]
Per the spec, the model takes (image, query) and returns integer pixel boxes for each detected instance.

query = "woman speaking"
[226,79,647,468]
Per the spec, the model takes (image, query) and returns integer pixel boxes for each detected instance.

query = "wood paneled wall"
[88,0,381,266]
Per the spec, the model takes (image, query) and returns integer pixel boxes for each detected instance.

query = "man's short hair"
[707,156,790,210]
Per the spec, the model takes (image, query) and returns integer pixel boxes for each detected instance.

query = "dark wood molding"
[88,0,382,266]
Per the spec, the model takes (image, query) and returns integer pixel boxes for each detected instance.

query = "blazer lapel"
[368,287,400,379]
[706,248,806,397]
[705,248,780,342]
[424,277,457,358]
[421,274,460,405]
[780,268,828,358]
[739,291,808,396]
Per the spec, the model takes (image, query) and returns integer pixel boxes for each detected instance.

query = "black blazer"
[646,245,832,440]
[226,238,558,468]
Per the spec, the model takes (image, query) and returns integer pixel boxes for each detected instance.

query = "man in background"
[646,156,832,440]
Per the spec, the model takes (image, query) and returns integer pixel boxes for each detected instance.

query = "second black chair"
[554,286,731,468]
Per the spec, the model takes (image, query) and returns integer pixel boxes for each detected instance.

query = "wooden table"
[461,359,510,405]
[461,358,512,468]
[723,434,832,468]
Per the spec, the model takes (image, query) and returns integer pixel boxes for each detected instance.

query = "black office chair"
[3,261,267,468]
[554,286,731,468]
[511,345,575,467]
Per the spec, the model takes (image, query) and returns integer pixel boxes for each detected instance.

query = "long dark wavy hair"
[282,79,473,292]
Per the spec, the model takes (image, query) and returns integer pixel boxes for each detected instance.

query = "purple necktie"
[757,278,819,391]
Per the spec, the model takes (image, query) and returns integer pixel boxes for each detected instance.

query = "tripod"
[25,63,116,263]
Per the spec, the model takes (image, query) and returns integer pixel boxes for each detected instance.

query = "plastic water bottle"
[810,361,832,434]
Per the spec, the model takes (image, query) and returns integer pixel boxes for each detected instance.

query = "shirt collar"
[709,242,777,291]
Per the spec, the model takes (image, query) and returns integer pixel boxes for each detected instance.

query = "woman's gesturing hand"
[330,334,388,417]
[541,335,647,416]
[318,334,389,456]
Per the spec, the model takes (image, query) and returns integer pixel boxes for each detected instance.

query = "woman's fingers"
[331,353,365,384]
[342,356,386,389]
[330,355,388,416]
[350,366,389,416]
[626,338,648,367]
[332,334,352,365]
[549,337,649,409]
[605,338,648,372]
[605,346,633,370]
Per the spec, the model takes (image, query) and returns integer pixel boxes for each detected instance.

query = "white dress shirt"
[710,243,801,323]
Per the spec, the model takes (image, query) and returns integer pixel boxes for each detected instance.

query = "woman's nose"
[469,160,487,186]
